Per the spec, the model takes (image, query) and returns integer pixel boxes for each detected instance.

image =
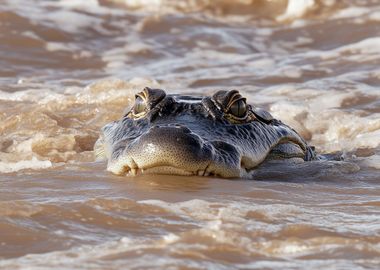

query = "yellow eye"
[229,99,247,118]
[133,95,146,115]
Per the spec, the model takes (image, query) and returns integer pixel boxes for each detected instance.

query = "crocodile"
[95,87,316,178]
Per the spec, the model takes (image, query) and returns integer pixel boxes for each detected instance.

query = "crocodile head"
[95,87,315,178]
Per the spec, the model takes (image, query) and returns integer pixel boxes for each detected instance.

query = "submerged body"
[96,88,316,178]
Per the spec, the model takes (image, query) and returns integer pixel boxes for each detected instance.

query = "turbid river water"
[0,0,379,269]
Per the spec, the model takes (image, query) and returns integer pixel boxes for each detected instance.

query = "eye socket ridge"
[130,87,167,118]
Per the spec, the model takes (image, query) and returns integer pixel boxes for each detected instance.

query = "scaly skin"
[95,88,316,178]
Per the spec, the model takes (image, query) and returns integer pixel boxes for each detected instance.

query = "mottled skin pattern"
[95,88,316,178]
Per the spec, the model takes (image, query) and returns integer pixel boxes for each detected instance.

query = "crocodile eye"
[133,95,146,115]
[229,99,247,118]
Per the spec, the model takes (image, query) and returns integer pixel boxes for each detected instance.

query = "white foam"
[277,0,315,21]
[335,37,380,55]
[0,89,64,103]
[262,83,380,153]
[0,78,155,105]
[139,199,217,220]
[45,42,78,52]
[369,11,380,21]
[360,155,380,169]
[332,6,370,19]
[55,0,100,9]
[75,77,158,104]
[50,0,127,16]
[122,0,162,8]
[3,0,109,34]
[279,66,302,78]
[138,199,304,229]
[0,157,52,173]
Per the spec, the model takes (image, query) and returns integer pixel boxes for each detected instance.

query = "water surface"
[0,0,379,269]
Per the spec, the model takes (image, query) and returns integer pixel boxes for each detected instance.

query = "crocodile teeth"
[198,170,204,176]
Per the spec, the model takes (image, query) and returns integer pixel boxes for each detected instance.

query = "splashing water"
[0,0,379,269]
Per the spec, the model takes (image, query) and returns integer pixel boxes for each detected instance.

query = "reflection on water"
[0,0,380,269]
[131,174,212,193]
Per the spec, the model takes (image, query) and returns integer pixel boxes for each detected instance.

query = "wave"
[110,0,323,21]
[1,77,379,173]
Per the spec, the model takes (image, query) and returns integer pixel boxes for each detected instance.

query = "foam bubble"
[0,157,52,173]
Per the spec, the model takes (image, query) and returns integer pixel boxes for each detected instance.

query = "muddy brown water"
[0,0,379,269]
